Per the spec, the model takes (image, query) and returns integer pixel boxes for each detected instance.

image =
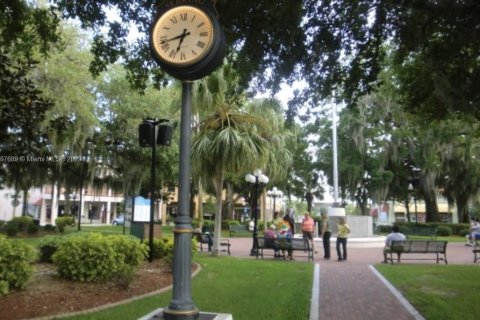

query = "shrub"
[0,235,37,295]
[55,216,74,233]
[4,220,19,237]
[27,223,40,234]
[459,228,469,237]
[11,216,34,232]
[38,236,66,263]
[42,224,56,232]
[436,225,452,236]
[52,233,147,284]
[150,238,172,260]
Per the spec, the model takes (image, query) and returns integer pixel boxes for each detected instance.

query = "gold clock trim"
[151,5,215,66]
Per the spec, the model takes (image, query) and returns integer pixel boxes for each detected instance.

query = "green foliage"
[2,216,36,236]
[52,233,147,283]
[42,224,56,232]
[436,225,452,237]
[203,220,215,231]
[55,216,74,233]
[38,236,66,263]
[150,238,172,260]
[3,220,19,237]
[26,223,40,234]
[0,235,37,295]
[11,216,34,232]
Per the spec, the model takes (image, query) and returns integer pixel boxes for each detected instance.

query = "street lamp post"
[267,187,283,217]
[139,118,173,262]
[245,169,269,256]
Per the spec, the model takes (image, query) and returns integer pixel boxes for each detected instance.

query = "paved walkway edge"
[368,265,425,320]
[309,263,320,320]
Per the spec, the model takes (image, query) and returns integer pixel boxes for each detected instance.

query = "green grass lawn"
[376,264,480,320]
[64,255,314,320]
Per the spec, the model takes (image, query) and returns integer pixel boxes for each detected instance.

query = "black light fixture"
[245,169,269,256]
[138,118,174,262]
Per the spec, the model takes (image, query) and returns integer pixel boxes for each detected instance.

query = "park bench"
[229,224,250,237]
[256,237,314,261]
[387,240,448,264]
[472,235,480,263]
[404,225,438,239]
[197,233,231,255]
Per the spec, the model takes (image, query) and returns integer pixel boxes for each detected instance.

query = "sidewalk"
[224,237,477,320]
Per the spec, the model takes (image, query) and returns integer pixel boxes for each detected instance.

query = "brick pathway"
[225,237,476,320]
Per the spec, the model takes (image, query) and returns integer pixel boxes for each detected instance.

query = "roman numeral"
[180,52,186,61]
[169,50,176,59]
[191,15,196,22]
[197,41,206,49]
[200,32,208,37]
[197,22,205,28]
[180,13,187,21]
[170,16,178,24]
[161,43,169,52]
[192,49,198,56]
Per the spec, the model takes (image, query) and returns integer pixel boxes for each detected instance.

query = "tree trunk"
[21,189,28,216]
[455,193,470,223]
[212,169,224,255]
[423,190,439,222]
[196,178,204,227]
[225,181,234,220]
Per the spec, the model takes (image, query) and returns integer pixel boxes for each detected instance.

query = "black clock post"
[141,1,226,320]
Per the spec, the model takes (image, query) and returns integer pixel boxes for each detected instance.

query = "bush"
[150,238,173,260]
[2,216,35,236]
[52,233,147,284]
[55,216,74,233]
[27,223,40,234]
[42,224,56,232]
[12,216,34,232]
[38,236,66,263]
[436,225,452,236]
[4,221,19,237]
[459,228,470,237]
[0,235,37,295]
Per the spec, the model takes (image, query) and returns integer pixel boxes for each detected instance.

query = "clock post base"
[138,308,233,320]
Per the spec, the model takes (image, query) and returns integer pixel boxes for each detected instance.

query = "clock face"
[151,6,214,66]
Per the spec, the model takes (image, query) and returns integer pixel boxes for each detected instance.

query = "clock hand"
[160,31,190,44]
[176,29,190,52]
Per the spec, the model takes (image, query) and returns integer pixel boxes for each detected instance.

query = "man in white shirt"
[383,225,406,263]
[466,217,480,246]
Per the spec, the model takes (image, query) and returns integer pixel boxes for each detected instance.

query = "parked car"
[112,214,125,226]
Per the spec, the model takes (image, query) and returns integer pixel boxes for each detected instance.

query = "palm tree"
[191,66,291,253]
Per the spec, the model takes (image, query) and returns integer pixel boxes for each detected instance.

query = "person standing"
[301,212,316,253]
[319,209,332,260]
[382,225,406,263]
[336,217,350,262]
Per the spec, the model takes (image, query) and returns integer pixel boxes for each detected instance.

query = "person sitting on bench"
[382,225,406,263]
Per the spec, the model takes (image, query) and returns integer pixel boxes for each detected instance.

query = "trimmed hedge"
[52,233,147,283]
[382,222,470,236]
[0,235,37,295]
[55,216,75,233]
